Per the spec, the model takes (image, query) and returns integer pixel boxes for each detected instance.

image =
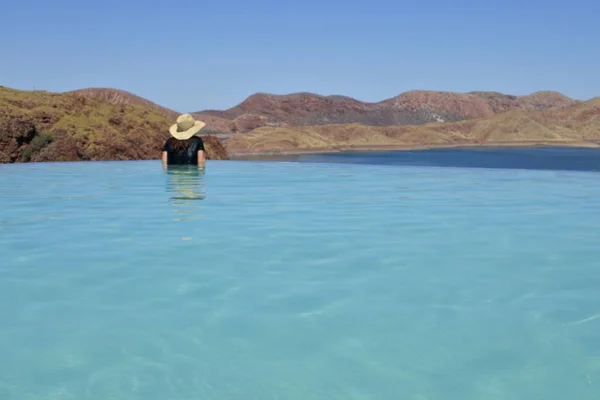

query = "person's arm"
[161,139,170,169]
[162,151,168,169]
[197,150,206,169]
[196,136,206,169]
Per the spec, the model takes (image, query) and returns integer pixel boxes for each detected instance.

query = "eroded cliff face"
[0,87,228,163]
[0,113,38,163]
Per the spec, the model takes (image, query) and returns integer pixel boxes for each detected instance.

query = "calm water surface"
[1,149,600,400]
[268,147,600,171]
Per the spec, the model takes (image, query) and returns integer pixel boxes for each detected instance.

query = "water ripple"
[0,159,599,399]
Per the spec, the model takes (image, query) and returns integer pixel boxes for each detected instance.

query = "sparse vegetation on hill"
[67,88,180,119]
[193,90,579,134]
[224,98,600,155]
[0,86,228,163]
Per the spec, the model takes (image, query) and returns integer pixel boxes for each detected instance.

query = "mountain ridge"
[1,84,595,163]
[191,89,578,133]
[224,97,600,155]
[17,86,580,135]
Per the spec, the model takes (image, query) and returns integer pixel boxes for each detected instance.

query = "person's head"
[168,114,206,151]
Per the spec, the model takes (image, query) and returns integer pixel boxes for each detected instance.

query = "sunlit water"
[1,154,600,399]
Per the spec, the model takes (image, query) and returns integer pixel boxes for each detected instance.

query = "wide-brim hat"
[169,113,206,140]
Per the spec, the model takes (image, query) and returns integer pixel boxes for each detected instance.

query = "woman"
[162,114,207,169]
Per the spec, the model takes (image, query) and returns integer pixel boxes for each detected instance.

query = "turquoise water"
[1,158,600,399]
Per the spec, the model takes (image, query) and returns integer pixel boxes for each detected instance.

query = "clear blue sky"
[1,0,598,112]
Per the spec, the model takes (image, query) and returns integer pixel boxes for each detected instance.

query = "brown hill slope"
[67,88,180,119]
[194,90,578,133]
[224,97,600,155]
[468,91,578,113]
[0,86,228,163]
[69,88,237,136]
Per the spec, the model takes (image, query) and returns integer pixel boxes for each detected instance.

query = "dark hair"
[170,138,191,152]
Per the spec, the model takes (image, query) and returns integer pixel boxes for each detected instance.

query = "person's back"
[162,114,207,169]
[163,136,205,165]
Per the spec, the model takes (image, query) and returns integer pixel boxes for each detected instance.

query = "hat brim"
[169,120,206,140]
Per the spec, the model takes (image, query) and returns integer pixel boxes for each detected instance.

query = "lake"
[0,147,599,399]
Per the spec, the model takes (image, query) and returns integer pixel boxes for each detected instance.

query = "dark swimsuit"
[163,136,205,165]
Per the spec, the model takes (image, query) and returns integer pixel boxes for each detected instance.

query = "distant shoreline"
[228,141,600,160]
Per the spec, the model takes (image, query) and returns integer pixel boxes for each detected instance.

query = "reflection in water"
[165,166,205,221]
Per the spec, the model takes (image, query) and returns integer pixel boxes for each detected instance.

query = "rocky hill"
[224,97,600,155]
[194,90,578,134]
[0,86,228,163]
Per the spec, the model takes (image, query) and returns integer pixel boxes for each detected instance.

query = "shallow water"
[1,156,599,399]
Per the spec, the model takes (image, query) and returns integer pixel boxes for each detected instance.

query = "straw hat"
[169,114,206,140]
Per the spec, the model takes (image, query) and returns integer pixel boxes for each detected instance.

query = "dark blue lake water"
[272,147,600,172]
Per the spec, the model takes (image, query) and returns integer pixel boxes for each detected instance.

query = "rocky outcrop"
[201,135,228,160]
[0,112,38,163]
[30,130,81,162]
